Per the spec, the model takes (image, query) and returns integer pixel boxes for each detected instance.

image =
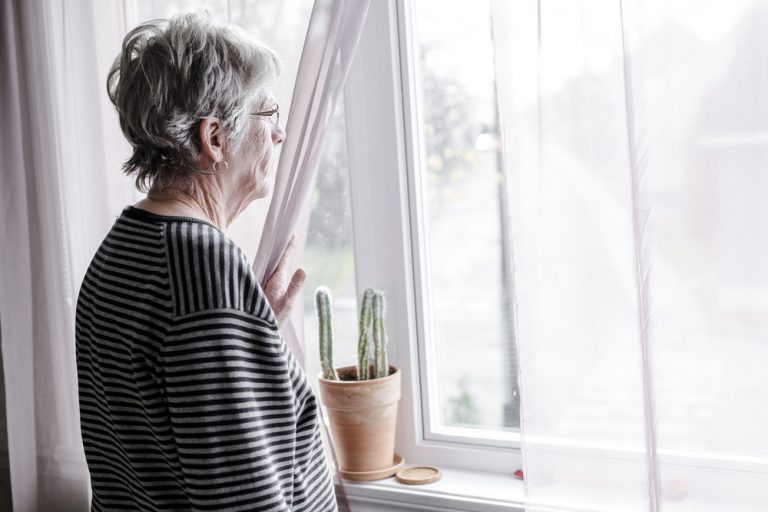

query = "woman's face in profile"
[227,93,285,201]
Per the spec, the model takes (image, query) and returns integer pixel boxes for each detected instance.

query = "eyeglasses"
[251,104,280,126]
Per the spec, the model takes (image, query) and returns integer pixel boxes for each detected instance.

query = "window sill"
[341,465,523,512]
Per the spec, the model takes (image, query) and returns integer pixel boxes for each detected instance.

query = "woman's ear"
[198,117,226,163]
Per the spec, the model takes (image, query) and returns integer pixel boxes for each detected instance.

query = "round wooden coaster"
[395,466,442,485]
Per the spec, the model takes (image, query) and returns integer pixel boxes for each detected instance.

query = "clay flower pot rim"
[317,365,400,386]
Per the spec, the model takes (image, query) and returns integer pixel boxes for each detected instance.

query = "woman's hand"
[263,234,307,329]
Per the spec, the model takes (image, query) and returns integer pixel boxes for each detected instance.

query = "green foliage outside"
[447,376,480,425]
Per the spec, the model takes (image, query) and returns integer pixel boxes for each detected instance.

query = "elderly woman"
[75,13,337,512]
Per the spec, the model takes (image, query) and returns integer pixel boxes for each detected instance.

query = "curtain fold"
[1,0,151,509]
[252,0,371,371]
[0,4,43,509]
[493,1,768,510]
[2,1,91,510]
[617,1,661,508]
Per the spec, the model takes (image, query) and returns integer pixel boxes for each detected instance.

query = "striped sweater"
[76,206,337,511]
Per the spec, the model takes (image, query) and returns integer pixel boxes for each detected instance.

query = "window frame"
[396,0,519,451]
[341,0,518,474]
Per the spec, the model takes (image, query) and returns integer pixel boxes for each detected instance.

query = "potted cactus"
[316,287,403,481]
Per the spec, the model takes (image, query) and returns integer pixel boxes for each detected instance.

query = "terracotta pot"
[318,365,401,476]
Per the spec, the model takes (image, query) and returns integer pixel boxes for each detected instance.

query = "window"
[410,0,519,438]
[334,0,518,474]
[303,1,519,437]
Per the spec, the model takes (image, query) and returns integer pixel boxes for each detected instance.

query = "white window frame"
[342,0,519,475]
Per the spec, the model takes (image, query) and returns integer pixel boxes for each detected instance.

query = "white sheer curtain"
[252,0,370,370]
[1,1,133,510]
[493,1,768,510]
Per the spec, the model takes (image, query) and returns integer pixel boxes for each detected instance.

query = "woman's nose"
[272,124,285,145]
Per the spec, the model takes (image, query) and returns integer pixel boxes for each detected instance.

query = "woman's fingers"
[285,267,307,302]
[265,235,298,299]
[265,269,289,298]
[265,235,307,328]
[274,234,297,278]
[276,268,307,326]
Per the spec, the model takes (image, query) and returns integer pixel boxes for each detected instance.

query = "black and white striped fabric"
[76,206,337,512]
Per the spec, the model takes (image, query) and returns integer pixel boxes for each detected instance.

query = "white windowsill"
[341,465,523,512]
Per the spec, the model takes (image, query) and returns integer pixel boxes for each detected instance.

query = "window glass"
[303,101,359,384]
[412,0,518,432]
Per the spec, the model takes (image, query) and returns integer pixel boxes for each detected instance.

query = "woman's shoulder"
[161,217,270,321]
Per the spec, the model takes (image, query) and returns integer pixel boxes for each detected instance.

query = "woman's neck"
[136,182,229,230]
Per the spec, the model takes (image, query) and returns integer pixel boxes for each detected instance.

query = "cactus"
[372,291,389,378]
[357,288,375,380]
[316,285,391,382]
[316,287,338,380]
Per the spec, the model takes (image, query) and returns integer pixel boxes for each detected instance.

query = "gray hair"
[108,12,281,191]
